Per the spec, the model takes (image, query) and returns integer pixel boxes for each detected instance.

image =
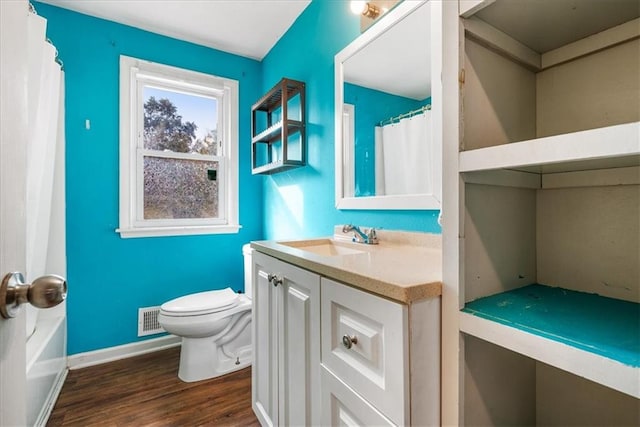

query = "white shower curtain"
[25,11,64,338]
[375,110,432,196]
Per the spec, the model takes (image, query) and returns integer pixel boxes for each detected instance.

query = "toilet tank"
[243,244,254,300]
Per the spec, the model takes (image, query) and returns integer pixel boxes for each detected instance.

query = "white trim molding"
[118,55,240,238]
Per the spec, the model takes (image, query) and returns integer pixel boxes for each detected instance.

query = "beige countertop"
[251,228,442,305]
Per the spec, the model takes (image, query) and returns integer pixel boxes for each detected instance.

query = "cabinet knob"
[342,334,358,349]
[268,273,283,287]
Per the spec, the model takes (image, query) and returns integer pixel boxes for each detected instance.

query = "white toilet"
[158,244,253,382]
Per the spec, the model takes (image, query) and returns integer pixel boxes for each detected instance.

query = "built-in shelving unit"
[251,78,306,175]
[444,0,640,425]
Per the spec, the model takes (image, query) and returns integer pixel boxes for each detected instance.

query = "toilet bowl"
[158,244,253,382]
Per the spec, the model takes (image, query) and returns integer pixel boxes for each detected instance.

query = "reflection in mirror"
[335,0,441,210]
[352,0,401,33]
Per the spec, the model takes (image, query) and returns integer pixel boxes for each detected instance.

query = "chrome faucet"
[342,224,378,245]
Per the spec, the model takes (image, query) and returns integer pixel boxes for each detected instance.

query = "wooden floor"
[47,346,260,426]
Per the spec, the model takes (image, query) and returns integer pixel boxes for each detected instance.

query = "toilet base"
[177,319,252,383]
[178,342,251,382]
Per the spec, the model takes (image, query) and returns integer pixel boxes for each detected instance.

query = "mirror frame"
[335,0,442,210]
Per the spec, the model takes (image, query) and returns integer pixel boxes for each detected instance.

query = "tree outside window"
[141,91,220,220]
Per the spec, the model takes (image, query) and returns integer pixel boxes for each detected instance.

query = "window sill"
[116,224,241,238]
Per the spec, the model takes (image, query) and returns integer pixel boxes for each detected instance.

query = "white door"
[0,0,29,426]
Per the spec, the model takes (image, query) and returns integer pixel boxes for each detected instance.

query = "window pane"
[143,156,219,220]
[143,86,219,155]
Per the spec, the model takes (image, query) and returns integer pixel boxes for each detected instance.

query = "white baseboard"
[68,335,181,370]
[36,368,68,427]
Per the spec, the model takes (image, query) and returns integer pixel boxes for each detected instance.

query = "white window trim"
[117,55,240,238]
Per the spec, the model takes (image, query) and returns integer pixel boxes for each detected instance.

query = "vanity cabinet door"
[251,251,320,427]
[321,366,395,426]
[252,253,279,427]
[278,259,321,426]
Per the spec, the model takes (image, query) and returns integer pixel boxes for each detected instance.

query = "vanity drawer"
[321,366,396,427]
[321,277,409,425]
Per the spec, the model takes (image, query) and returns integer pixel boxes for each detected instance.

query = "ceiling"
[39,0,312,60]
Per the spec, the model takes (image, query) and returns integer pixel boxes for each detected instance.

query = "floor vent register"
[137,306,164,336]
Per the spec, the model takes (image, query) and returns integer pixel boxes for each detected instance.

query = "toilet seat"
[160,287,239,317]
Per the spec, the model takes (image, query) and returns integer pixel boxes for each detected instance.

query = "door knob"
[0,272,67,319]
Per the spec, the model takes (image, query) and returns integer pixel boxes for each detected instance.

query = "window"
[118,56,240,238]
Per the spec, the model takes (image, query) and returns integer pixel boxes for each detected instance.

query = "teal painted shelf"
[462,284,640,367]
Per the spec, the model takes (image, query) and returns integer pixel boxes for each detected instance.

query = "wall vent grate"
[138,306,164,336]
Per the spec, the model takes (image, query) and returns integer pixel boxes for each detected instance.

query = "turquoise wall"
[36,3,264,355]
[261,0,441,240]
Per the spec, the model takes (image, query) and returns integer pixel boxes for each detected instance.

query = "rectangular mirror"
[335,0,442,210]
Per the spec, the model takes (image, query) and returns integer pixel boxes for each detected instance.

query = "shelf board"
[252,160,304,175]
[459,122,640,174]
[460,284,639,398]
[252,78,304,112]
[252,120,304,144]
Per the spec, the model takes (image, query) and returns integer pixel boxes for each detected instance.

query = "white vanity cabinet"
[440,0,640,425]
[251,251,321,427]
[251,238,442,427]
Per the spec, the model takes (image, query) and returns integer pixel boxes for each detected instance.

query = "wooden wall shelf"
[251,78,306,175]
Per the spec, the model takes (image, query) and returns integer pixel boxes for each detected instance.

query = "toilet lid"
[161,287,239,316]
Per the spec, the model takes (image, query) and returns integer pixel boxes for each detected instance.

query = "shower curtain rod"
[378,104,431,127]
[29,3,64,69]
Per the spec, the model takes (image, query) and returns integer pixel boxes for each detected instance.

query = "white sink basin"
[279,239,365,257]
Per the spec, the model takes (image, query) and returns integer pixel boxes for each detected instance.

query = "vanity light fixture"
[350,1,381,19]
